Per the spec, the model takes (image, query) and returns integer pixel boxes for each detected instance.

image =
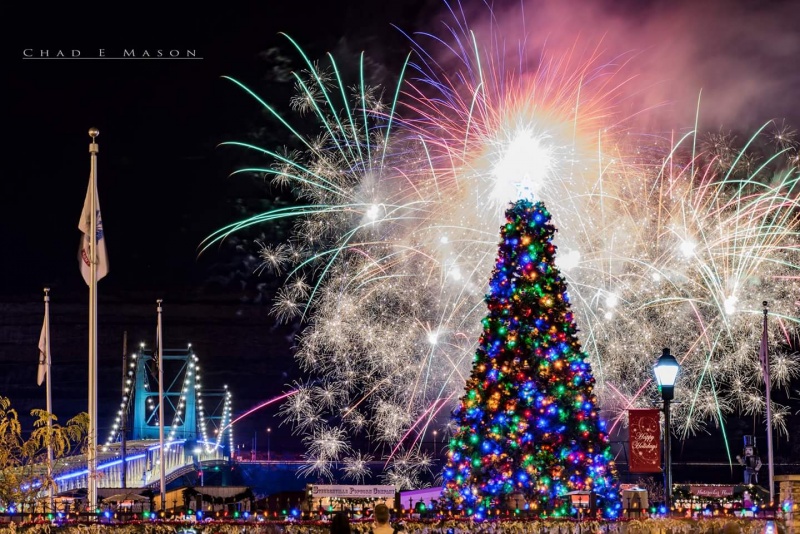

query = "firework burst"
[396,3,800,446]
[204,4,800,486]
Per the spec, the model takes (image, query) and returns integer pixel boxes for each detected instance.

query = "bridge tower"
[132,346,199,441]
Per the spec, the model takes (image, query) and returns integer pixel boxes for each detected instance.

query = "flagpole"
[762,301,775,504]
[88,127,99,513]
[157,299,166,511]
[121,331,127,489]
[44,287,54,513]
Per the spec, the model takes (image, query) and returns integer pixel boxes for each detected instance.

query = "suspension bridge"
[50,345,234,496]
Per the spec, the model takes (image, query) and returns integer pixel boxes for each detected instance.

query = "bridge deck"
[49,440,228,494]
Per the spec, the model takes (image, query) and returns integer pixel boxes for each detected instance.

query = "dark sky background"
[2,0,438,458]
[4,1,436,299]
[3,0,799,480]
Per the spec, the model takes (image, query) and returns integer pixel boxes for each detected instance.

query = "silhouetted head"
[374,503,390,524]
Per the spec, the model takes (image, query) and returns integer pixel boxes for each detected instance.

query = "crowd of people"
[331,504,400,534]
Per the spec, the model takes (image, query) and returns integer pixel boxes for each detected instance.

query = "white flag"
[37,318,47,386]
[78,175,109,284]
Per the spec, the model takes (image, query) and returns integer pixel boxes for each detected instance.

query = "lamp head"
[653,348,680,401]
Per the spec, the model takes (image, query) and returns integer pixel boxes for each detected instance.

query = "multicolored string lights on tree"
[442,199,621,519]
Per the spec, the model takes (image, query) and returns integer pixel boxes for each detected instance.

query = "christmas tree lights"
[442,199,622,519]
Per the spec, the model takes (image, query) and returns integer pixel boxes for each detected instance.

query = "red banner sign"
[628,409,661,473]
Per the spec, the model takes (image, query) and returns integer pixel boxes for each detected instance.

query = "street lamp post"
[266,428,271,462]
[432,430,438,452]
[653,347,680,513]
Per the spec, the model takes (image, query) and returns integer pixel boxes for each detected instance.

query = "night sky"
[5,1,434,298]
[4,0,799,479]
[3,0,438,457]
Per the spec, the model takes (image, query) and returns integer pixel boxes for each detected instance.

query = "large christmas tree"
[442,199,621,519]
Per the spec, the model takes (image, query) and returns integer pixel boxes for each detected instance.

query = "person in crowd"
[331,511,351,534]
[372,504,395,534]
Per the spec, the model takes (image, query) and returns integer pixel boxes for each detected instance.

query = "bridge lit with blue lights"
[48,345,234,497]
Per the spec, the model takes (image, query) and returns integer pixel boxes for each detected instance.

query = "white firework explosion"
[203,11,800,486]
[341,451,374,483]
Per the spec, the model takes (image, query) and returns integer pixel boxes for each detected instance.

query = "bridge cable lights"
[193,355,213,453]
[103,353,137,451]
[226,388,234,455]
[215,385,234,454]
[214,390,228,451]
[167,356,196,449]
